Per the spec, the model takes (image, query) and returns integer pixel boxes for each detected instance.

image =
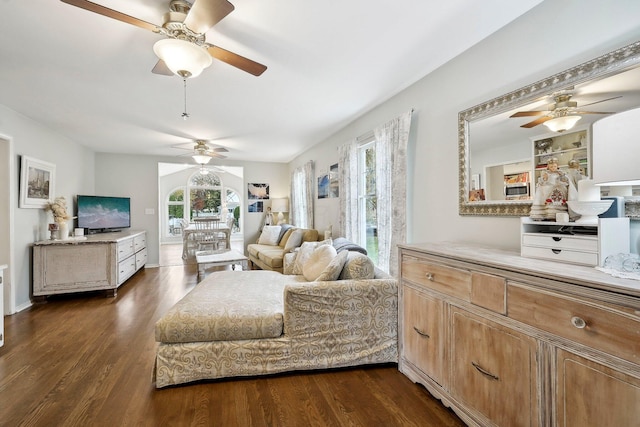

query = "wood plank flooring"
[0,263,465,427]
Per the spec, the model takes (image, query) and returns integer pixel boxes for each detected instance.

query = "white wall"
[291,0,640,250]
[95,154,289,264]
[0,104,95,312]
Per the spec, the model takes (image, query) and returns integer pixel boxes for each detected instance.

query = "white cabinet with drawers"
[521,217,629,266]
[399,242,640,427]
[33,230,146,300]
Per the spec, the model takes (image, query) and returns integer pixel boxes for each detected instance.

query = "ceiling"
[0,0,542,163]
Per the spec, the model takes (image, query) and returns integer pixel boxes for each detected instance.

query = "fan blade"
[578,96,622,108]
[521,116,553,128]
[572,111,615,115]
[184,0,235,34]
[152,60,174,76]
[211,147,229,152]
[207,45,267,76]
[510,111,549,117]
[60,0,158,32]
[209,152,227,159]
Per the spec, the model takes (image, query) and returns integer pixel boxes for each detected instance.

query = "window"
[358,141,378,265]
[189,173,222,220]
[167,188,184,236]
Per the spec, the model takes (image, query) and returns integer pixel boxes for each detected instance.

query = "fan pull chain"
[182,78,190,120]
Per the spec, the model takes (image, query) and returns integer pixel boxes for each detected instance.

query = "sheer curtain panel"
[290,161,314,228]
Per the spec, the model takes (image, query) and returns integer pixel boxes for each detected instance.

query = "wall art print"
[329,163,339,198]
[248,200,264,213]
[248,183,269,200]
[317,173,329,199]
[20,155,55,208]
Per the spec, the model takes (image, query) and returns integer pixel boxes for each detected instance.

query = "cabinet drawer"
[401,256,471,301]
[133,234,146,252]
[521,245,598,266]
[522,233,598,252]
[118,258,136,284]
[471,272,506,315]
[508,284,640,364]
[135,248,147,270]
[117,239,135,261]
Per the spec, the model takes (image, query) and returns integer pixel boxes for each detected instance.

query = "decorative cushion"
[332,237,368,255]
[303,244,338,281]
[292,239,332,275]
[278,227,294,248]
[284,229,305,252]
[258,225,282,245]
[277,224,294,245]
[316,249,349,281]
[339,252,375,280]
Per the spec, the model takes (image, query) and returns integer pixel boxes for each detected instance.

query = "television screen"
[77,195,131,232]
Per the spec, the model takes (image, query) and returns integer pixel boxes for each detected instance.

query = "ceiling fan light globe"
[192,154,211,164]
[153,39,212,78]
[543,115,581,133]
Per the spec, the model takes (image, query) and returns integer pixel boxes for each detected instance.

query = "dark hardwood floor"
[0,262,465,427]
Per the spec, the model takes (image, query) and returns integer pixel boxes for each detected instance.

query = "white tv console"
[33,230,147,300]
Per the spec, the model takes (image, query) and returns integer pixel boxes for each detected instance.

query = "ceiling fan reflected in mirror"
[60,0,267,77]
[172,139,229,164]
[509,92,619,132]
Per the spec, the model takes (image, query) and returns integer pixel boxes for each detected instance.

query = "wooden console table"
[399,242,640,427]
[33,230,147,300]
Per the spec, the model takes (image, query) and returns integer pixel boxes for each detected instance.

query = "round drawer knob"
[571,316,587,329]
[426,273,434,281]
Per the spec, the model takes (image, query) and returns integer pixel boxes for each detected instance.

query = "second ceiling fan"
[60,0,267,77]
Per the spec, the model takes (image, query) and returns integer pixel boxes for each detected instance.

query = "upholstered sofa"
[247,224,322,272]
[153,243,397,388]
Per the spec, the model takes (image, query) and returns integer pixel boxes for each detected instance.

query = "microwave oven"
[505,182,530,198]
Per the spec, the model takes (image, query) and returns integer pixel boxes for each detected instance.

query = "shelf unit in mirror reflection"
[531,126,591,186]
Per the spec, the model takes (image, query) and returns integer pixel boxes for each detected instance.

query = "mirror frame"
[459,40,640,216]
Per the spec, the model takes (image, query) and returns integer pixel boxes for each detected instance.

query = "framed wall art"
[248,183,269,200]
[329,163,339,198]
[20,156,55,208]
[317,173,329,199]
[248,201,264,213]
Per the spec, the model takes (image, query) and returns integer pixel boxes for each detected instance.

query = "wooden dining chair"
[193,218,221,252]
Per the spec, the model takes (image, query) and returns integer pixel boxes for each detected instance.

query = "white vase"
[57,221,69,240]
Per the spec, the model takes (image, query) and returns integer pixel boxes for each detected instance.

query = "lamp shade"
[593,107,640,186]
[153,38,212,78]
[192,154,211,164]
[543,115,581,133]
[271,198,288,213]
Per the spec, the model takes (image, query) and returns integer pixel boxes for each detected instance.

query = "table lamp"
[271,198,289,225]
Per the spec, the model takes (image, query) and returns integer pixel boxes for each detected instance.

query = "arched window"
[189,172,222,220]
[167,187,185,236]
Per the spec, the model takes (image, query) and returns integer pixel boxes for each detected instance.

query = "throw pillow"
[303,244,338,281]
[257,225,282,245]
[316,249,349,281]
[277,224,294,244]
[291,239,333,275]
[339,252,375,280]
[284,229,305,252]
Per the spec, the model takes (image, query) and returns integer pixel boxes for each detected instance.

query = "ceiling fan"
[173,139,229,163]
[60,0,267,77]
[509,92,619,132]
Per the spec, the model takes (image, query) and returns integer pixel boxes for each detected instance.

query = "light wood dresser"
[33,230,147,300]
[399,242,640,427]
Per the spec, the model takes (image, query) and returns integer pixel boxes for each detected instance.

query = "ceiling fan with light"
[509,92,619,132]
[60,0,267,78]
[173,139,229,164]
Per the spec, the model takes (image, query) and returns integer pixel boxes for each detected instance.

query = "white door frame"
[0,134,15,314]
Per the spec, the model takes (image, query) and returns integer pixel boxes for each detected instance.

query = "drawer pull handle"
[426,273,434,281]
[571,316,587,329]
[413,326,430,339]
[552,237,562,242]
[551,249,562,254]
[471,361,499,381]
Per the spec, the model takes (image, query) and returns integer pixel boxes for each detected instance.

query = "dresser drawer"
[521,245,598,266]
[118,257,136,284]
[508,284,640,364]
[402,255,471,301]
[133,234,146,252]
[522,233,598,252]
[135,248,147,270]
[117,239,135,261]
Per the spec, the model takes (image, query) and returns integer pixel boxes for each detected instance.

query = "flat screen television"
[77,195,131,233]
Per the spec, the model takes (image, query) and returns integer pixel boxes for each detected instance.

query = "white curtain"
[338,139,359,242]
[374,110,412,277]
[290,161,314,228]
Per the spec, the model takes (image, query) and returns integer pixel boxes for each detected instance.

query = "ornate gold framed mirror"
[459,40,640,216]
